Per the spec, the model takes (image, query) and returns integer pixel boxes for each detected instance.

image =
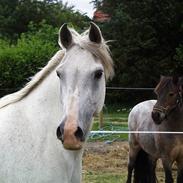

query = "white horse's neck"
[26,67,83,181]
[0,57,83,182]
[23,67,61,118]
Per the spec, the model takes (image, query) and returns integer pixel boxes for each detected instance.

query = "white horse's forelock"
[0,50,65,109]
[59,28,114,80]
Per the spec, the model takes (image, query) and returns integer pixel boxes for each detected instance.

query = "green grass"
[88,105,130,142]
[84,106,130,182]
[83,171,126,183]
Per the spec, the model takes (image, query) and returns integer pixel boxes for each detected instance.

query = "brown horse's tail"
[134,149,157,183]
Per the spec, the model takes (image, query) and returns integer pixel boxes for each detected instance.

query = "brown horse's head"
[152,76,183,125]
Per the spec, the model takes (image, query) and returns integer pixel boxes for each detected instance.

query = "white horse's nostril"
[56,126,63,142]
[74,126,84,141]
[56,122,65,142]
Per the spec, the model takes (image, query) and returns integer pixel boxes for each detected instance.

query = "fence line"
[2,87,182,136]
[106,87,154,91]
[0,87,155,91]
[91,131,183,134]
[96,87,154,128]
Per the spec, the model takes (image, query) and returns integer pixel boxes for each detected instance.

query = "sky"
[62,0,95,18]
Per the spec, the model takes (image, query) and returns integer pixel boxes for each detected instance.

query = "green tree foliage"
[0,0,90,97]
[0,0,89,39]
[92,0,183,103]
[0,22,58,95]
[174,44,183,74]
[96,0,183,85]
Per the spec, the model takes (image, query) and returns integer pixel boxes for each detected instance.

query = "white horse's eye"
[56,70,64,79]
[94,70,103,80]
[56,71,60,78]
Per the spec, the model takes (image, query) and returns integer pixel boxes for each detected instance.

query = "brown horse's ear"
[58,23,73,49]
[160,75,165,80]
[89,22,102,44]
[172,76,179,85]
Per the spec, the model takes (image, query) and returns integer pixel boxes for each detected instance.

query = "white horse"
[0,22,114,183]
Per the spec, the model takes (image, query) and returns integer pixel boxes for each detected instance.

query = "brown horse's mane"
[155,76,183,94]
[154,77,172,94]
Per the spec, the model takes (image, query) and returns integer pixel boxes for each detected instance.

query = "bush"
[0,22,59,96]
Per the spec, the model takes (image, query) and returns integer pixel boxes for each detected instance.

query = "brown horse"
[126,76,183,183]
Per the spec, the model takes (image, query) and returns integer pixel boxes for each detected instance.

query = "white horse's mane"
[0,50,65,109]
[0,27,114,109]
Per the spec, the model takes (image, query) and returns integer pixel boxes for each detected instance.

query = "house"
[93,10,111,22]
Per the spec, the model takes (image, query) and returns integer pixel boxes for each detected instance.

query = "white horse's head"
[56,22,114,150]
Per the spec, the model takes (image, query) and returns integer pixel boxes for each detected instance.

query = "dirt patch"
[83,141,177,182]
[83,141,129,174]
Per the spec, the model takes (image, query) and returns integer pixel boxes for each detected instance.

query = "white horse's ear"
[89,22,102,44]
[59,23,72,49]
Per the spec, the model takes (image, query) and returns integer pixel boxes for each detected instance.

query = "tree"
[0,0,90,40]
[0,22,59,97]
[91,0,183,103]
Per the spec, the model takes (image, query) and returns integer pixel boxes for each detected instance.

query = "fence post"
[99,110,104,129]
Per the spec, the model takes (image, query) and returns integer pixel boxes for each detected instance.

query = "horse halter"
[153,90,183,117]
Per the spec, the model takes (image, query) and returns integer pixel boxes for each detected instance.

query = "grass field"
[83,106,130,182]
[90,105,130,142]
[82,141,169,183]
[82,105,172,183]
[82,141,129,183]
[83,172,126,183]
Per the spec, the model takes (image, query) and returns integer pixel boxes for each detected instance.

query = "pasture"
[0,1,182,182]
[82,106,176,183]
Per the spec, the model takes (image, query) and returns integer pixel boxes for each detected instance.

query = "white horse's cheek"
[96,80,106,113]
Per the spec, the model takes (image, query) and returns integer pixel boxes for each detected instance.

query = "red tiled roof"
[93,10,111,22]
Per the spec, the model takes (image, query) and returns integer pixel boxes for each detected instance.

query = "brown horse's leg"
[176,159,183,183]
[150,158,158,183]
[162,161,173,183]
[133,150,157,183]
[126,146,140,183]
[126,156,136,183]
[164,168,173,183]
[177,169,183,183]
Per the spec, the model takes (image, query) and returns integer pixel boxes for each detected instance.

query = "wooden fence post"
[99,110,104,129]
